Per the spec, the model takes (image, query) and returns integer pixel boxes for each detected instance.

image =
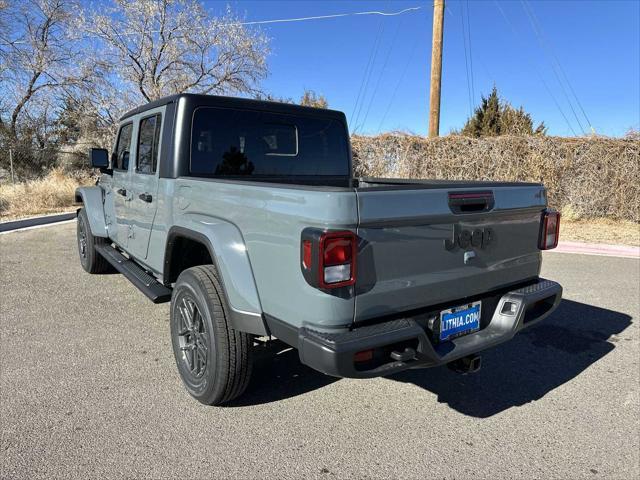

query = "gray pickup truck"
[76,93,562,405]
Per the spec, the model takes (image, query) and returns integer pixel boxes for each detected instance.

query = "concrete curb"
[0,212,76,233]
[550,241,640,259]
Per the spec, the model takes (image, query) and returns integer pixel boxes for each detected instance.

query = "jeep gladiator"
[76,94,562,405]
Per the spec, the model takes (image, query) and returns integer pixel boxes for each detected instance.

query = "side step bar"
[95,244,172,304]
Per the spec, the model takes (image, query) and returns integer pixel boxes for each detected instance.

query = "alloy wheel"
[177,297,208,378]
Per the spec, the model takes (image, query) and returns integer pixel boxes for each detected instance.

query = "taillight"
[301,229,357,289]
[319,232,356,288]
[302,240,312,269]
[539,209,560,250]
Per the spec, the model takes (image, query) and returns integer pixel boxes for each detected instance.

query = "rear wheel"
[77,208,110,274]
[170,265,253,405]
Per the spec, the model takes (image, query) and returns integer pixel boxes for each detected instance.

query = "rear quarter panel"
[165,178,359,329]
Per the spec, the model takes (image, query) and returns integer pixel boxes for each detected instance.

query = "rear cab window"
[190,108,349,178]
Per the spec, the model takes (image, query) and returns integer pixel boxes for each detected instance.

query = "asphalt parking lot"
[1,222,638,479]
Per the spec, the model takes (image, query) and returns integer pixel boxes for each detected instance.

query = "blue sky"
[207,0,639,137]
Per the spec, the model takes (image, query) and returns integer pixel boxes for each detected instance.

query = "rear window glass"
[136,114,161,174]
[190,107,349,177]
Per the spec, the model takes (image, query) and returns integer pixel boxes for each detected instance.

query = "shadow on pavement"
[225,340,339,407]
[390,299,632,417]
[226,299,631,413]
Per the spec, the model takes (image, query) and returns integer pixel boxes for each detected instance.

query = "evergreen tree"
[461,86,546,137]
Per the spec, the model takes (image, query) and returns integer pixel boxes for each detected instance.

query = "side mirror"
[89,148,111,174]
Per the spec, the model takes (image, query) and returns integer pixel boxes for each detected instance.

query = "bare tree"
[0,0,9,122]
[87,0,270,103]
[254,89,329,108]
[0,0,9,69]
[0,0,97,141]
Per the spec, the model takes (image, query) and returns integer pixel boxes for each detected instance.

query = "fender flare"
[165,221,267,336]
[75,186,108,238]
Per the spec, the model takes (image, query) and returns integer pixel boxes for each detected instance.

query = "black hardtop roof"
[119,93,346,122]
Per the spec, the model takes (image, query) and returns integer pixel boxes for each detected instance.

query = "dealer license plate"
[439,301,482,341]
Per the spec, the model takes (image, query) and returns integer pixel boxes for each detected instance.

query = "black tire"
[77,208,111,274]
[170,265,253,405]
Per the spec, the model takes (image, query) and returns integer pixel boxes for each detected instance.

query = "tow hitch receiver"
[447,354,482,374]
[390,347,417,362]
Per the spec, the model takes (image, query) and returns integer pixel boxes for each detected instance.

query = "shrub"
[351,134,639,221]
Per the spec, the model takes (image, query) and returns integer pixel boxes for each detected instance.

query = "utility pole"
[429,0,445,138]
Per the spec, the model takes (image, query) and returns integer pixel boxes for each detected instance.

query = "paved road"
[1,223,638,479]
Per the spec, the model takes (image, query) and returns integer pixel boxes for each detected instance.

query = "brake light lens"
[539,210,560,250]
[301,229,357,289]
[319,232,357,288]
[323,236,353,265]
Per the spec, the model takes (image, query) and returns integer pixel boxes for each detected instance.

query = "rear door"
[127,108,164,260]
[354,184,547,322]
[111,122,134,249]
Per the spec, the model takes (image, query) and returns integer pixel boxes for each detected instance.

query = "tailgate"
[354,184,547,322]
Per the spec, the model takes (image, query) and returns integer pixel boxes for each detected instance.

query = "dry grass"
[0,168,93,221]
[561,219,639,246]
[352,134,640,221]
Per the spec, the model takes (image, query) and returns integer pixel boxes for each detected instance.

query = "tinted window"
[136,114,161,174]
[190,108,349,177]
[114,123,133,171]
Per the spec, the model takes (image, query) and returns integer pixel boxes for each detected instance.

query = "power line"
[353,1,397,131]
[226,6,424,26]
[520,0,585,135]
[376,35,421,133]
[350,15,386,129]
[465,0,475,106]
[460,1,473,117]
[352,2,392,133]
[0,6,424,45]
[493,0,578,136]
[451,4,494,96]
[357,14,405,133]
[523,0,594,133]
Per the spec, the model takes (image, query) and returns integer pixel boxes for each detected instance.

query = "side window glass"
[114,123,133,171]
[136,114,161,174]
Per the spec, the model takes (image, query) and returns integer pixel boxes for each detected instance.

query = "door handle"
[116,188,127,196]
[138,193,153,203]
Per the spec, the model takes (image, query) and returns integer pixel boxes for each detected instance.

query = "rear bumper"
[295,278,562,378]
